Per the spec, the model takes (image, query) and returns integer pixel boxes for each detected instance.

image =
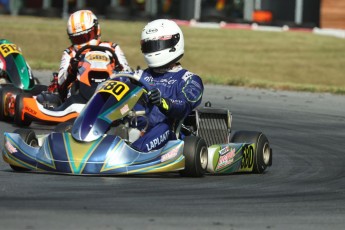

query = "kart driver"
[129,19,204,152]
[50,9,131,101]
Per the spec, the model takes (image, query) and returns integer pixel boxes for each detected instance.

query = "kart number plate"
[0,44,22,57]
[98,80,129,101]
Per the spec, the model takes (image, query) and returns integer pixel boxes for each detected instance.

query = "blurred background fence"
[0,0,343,30]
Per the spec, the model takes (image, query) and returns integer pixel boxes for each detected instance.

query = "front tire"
[230,131,272,173]
[10,128,38,171]
[180,136,208,177]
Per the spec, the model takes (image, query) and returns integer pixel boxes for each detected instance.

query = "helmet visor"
[69,26,97,45]
[141,33,180,53]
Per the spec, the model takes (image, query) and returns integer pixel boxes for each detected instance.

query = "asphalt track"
[0,71,344,230]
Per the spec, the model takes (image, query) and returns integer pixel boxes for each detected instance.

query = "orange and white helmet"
[67,10,101,50]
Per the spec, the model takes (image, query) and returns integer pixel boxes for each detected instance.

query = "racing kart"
[0,39,47,121]
[2,73,272,177]
[0,45,121,126]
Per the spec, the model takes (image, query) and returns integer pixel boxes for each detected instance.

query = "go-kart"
[0,45,121,126]
[0,39,47,121]
[2,73,272,177]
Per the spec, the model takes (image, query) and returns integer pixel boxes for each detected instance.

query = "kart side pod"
[185,106,272,174]
[207,131,272,174]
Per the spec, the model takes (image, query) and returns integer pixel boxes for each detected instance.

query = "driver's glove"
[147,88,170,112]
[67,57,79,76]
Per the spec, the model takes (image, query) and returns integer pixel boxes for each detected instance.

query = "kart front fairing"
[3,74,189,174]
[3,131,185,175]
[0,40,35,89]
[71,79,147,142]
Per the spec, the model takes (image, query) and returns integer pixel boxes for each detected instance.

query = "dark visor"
[141,33,180,53]
[69,26,97,45]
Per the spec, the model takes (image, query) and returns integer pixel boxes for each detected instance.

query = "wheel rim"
[199,146,208,170]
[262,142,270,165]
[28,139,38,147]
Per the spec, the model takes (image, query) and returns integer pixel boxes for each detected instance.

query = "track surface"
[0,71,344,230]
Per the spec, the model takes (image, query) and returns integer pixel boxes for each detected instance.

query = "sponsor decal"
[158,78,177,85]
[120,104,129,115]
[170,99,183,104]
[143,76,155,86]
[219,145,231,155]
[146,130,170,151]
[216,147,236,170]
[5,141,17,154]
[161,147,179,162]
[182,71,193,82]
[85,53,109,62]
[146,28,158,34]
[143,76,177,87]
[24,106,37,115]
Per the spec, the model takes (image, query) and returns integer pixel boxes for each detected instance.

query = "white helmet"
[141,19,184,68]
[67,10,101,50]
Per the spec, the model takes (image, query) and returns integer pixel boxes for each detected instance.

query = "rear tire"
[230,131,272,173]
[0,85,22,121]
[14,93,32,127]
[10,128,38,171]
[180,136,208,177]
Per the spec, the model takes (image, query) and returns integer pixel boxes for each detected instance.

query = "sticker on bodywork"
[0,44,21,57]
[215,147,236,170]
[240,145,254,171]
[98,80,130,101]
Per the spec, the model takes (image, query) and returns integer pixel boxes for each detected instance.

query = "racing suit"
[130,64,204,152]
[57,41,131,100]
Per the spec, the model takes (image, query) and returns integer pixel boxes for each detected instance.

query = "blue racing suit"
[131,65,204,152]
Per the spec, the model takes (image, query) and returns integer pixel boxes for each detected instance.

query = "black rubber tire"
[13,128,38,147]
[0,85,21,121]
[230,131,272,174]
[180,136,208,177]
[10,128,38,171]
[14,93,33,127]
[54,121,73,133]
[0,85,7,120]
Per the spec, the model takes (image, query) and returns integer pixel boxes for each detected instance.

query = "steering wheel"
[74,45,122,71]
[111,72,151,91]
[110,72,150,132]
